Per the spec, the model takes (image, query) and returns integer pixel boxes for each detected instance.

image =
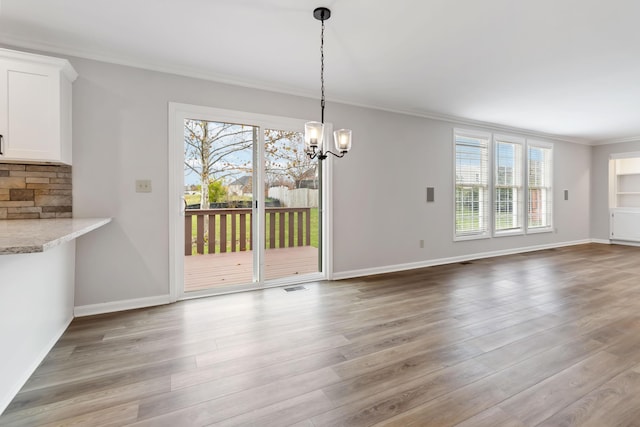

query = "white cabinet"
[0,49,77,165]
[609,154,640,242]
[611,210,640,242]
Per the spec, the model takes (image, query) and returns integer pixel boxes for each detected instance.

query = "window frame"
[453,128,492,241]
[493,134,525,237]
[526,139,554,234]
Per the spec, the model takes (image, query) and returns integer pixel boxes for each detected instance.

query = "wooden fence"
[185,207,312,256]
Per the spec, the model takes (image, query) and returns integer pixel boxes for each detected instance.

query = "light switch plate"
[136,179,152,193]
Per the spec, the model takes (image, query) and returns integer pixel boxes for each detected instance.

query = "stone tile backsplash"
[0,163,72,219]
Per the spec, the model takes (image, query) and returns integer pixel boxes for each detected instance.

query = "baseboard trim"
[74,295,172,317]
[332,239,593,280]
[610,239,640,247]
[73,239,615,315]
[0,315,72,415]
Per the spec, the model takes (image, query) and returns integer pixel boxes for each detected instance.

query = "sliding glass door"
[170,105,326,298]
[263,128,319,281]
[183,119,257,291]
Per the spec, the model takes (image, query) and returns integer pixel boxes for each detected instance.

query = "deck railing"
[185,207,312,256]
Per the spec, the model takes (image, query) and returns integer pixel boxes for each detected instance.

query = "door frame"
[168,102,333,301]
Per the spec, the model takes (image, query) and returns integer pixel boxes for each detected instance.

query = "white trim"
[610,151,640,160]
[610,240,640,247]
[494,133,526,144]
[595,136,640,146]
[332,239,593,280]
[179,273,325,300]
[454,128,492,140]
[0,316,72,415]
[526,139,554,233]
[168,102,181,303]
[168,103,330,299]
[526,227,554,234]
[324,153,334,279]
[0,38,598,146]
[527,139,555,150]
[494,230,526,238]
[493,134,525,236]
[0,46,78,81]
[74,295,171,317]
[454,233,491,242]
[453,128,491,241]
[68,238,614,317]
[611,207,640,212]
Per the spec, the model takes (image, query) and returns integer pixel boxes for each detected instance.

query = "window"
[453,131,554,241]
[454,130,490,239]
[494,135,524,234]
[527,141,553,231]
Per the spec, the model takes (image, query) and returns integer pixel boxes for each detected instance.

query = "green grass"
[189,208,318,255]
[185,194,200,205]
[456,210,519,233]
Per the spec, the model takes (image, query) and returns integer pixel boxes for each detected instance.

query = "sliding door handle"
[0,134,3,155]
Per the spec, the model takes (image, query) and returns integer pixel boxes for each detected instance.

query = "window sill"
[526,227,553,234]
[454,233,491,242]
[494,230,525,238]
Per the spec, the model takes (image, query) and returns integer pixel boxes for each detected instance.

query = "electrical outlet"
[419,239,425,248]
[136,179,152,193]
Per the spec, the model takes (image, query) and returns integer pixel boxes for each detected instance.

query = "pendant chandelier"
[304,7,352,161]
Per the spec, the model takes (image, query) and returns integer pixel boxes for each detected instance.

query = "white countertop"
[0,218,111,255]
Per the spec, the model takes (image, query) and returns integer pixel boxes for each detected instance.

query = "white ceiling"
[1,0,639,144]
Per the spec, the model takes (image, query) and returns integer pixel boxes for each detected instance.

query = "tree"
[264,129,317,189]
[184,120,254,210]
[184,121,317,203]
[208,179,227,203]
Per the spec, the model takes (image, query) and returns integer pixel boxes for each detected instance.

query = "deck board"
[184,246,319,291]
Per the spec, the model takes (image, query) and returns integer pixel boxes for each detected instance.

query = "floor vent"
[460,261,473,265]
[284,285,307,292]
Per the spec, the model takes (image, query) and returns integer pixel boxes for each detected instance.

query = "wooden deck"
[184,246,319,292]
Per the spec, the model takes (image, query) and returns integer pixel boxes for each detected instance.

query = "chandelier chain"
[320,16,325,124]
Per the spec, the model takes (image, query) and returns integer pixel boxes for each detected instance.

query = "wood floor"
[185,246,319,292]
[4,243,640,426]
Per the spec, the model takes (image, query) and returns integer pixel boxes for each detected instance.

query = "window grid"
[495,140,523,233]
[528,144,552,229]
[455,134,489,237]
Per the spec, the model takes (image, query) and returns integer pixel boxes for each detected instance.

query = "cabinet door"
[611,210,640,242]
[0,60,59,162]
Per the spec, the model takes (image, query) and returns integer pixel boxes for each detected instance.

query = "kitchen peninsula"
[0,217,110,413]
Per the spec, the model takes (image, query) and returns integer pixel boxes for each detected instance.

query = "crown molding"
[327,99,594,145]
[592,136,640,146]
[0,33,618,147]
[0,33,319,99]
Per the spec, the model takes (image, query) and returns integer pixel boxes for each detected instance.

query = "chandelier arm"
[324,150,347,159]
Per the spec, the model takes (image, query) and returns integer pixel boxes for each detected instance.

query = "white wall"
[55,54,592,306]
[70,57,320,306]
[330,103,592,274]
[591,140,640,240]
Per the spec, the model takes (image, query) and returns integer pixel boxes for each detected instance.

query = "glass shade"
[333,129,352,152]
[304,121,324,152]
